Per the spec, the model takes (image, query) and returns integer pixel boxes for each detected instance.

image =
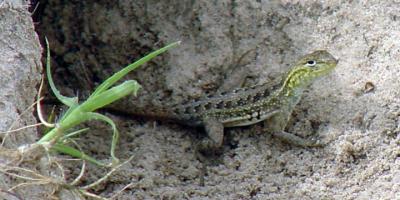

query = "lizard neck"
[276,68,312,109]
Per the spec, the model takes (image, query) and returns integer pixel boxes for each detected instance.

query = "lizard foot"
[194,138,224,186]
[273,131,325,147]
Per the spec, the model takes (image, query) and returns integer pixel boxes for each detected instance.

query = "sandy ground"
[1,0,399,199]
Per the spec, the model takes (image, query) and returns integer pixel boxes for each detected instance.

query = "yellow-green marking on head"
[282,50,338,92]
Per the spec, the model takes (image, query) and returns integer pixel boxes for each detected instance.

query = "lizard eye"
[306,60,316,66]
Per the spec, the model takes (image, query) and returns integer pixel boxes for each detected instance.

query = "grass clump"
[37,38,180,166]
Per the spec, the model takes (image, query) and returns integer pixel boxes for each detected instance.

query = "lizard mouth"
[312,60,338,79]
[333,57,339,65]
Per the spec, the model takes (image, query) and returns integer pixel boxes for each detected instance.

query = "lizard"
[131,50,338,151]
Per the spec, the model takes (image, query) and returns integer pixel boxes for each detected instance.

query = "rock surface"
[0,1,43,199]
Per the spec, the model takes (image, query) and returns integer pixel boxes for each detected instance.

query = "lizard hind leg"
[272,131,324,147]
[266,112,323,147]
[197,118,225,151]
[195,118,224,186]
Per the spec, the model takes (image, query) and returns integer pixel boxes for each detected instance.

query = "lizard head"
[283,50,338,90]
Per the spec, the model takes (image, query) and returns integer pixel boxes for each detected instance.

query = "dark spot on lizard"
[237,98,246,106]
[193,104,202,112]
[246,95,252,102]
[173,108,181,114]
[181,99,190,105]
[184,106,192,114]
[220,91,228,95]
[216,101,224,109]
[252,92,263,102]
[263,89,271,97]
[224,101,233,108]
[204,102,212,109]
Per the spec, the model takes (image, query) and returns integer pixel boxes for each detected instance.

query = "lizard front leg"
[266,112,323,147]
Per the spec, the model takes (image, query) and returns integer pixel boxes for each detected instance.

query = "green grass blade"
[60,128,90,141]
[80,80,141,112]
[45,37,78,107]
[37,126,60,144]
[90,41,180,97]
[39,79,138,143]
[38,107,86,144]
[84,112,119,165]
[52,143,105,166]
